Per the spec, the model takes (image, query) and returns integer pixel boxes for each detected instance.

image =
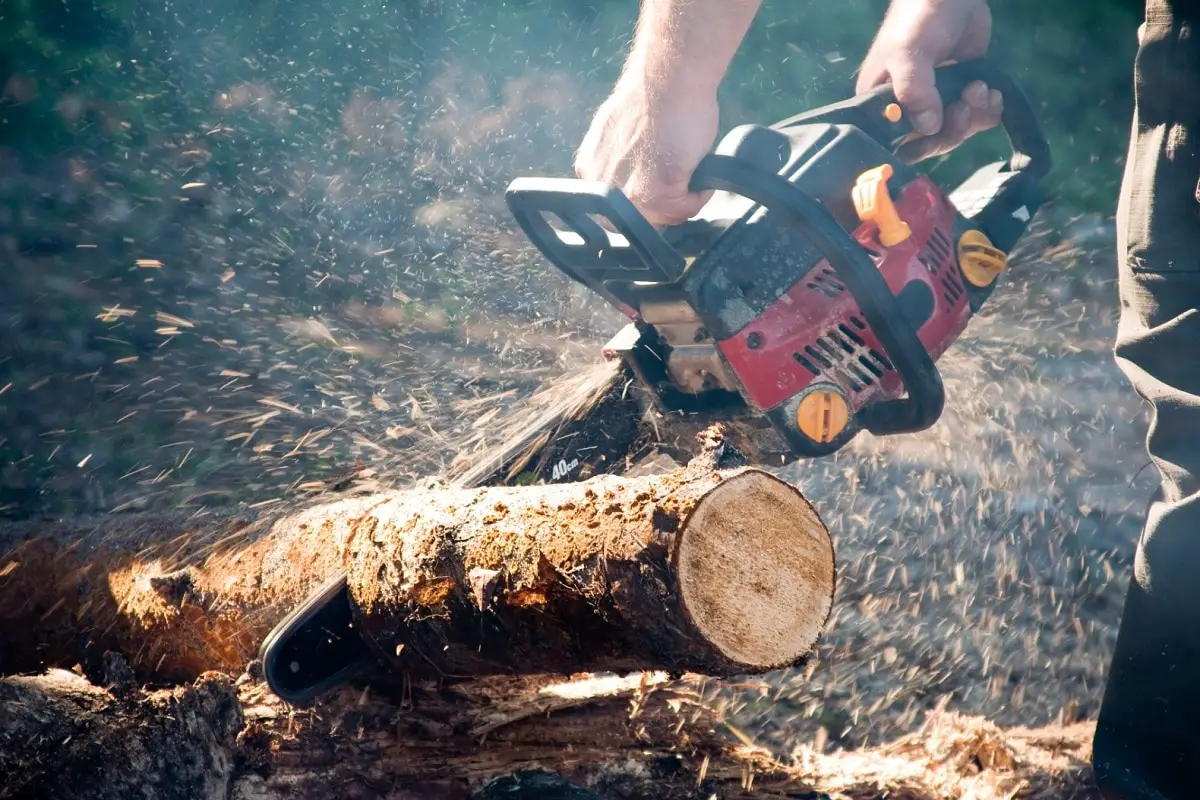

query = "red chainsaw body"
[716,175,970,413]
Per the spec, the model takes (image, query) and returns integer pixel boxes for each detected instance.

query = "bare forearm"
[621,0,763,100]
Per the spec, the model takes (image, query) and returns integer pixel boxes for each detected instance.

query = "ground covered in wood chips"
[228,668,1105,800]
[2,664,1104,799]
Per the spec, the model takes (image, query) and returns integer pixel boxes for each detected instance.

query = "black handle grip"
[689,153,945,438]
[892,59,1051,178]
[780,58,1051,180]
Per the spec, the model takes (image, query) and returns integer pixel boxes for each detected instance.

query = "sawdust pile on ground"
[0,56,624,519]
[769,711,1097,799]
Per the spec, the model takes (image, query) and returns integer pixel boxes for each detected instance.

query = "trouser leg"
[1092,4,1200,799]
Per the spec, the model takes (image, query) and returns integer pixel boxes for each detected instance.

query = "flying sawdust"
[447,358,624,488]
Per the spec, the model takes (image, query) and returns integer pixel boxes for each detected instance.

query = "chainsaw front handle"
[504,177,686,313]
[689,153,945,440]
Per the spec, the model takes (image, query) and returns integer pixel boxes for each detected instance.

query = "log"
[0,660,1102,800]
[0,667,242,800]
[345,432,835,681]
[0,429,835,688]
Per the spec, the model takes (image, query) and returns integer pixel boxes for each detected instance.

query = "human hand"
[856,0,1002,162]
[573,77,719,228]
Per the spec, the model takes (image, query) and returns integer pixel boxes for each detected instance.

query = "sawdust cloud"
[0,18,630,518]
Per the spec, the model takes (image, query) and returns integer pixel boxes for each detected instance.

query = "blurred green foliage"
[0,0,1142,212]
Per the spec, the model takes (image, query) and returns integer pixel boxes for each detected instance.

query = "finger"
[961,80,989,113]
[651,189,713,228]
[897,99,972,163]
[625,182,710,229]
[855,49,890,95]
[895,83,1003,164]
[887,55,944,136]
[926,79,990,145]
[572,147,614,184]
[956,81,1001,140]
[977,87,1003,132]
[571,150,590,180]
[950,87,1003,150]
[939,98,975,149]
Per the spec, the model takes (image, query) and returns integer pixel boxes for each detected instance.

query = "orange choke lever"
[852,163,912,247]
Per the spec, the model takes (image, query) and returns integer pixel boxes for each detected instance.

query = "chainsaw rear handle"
[785,58,1051,180]
[689,153,944,438]
[918,59,1050,177]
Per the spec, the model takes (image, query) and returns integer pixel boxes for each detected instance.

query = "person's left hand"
[856,0,1002,163]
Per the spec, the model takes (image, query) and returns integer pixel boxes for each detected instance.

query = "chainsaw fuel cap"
[796,387,850,444]
[957,229,1008,287]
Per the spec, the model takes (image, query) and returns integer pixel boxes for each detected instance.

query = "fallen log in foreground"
[0,429,835,690]
[1,661,1101,800]
[0,667,241,800]
[344,432,835,683]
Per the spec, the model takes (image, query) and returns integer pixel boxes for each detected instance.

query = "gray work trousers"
[1092,1,1200,797]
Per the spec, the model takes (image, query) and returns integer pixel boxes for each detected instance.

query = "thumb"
[887,54,943,137]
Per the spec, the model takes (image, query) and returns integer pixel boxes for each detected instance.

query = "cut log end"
[675,470,835,670]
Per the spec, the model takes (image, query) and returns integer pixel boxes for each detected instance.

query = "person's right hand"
[857,0,1001,162]
[573,78,719,229]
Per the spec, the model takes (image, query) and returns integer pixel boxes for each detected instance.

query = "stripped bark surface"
[0,662,1101,800]
[0,429,834,686]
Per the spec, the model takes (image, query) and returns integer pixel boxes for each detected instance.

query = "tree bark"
[0,429,835,687]
[345,434,835,681]
[0,667,243,800]
[0,662,1100,800]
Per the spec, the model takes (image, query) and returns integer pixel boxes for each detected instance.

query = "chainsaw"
[491,57,1051,481]
[256,58,1049,706]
